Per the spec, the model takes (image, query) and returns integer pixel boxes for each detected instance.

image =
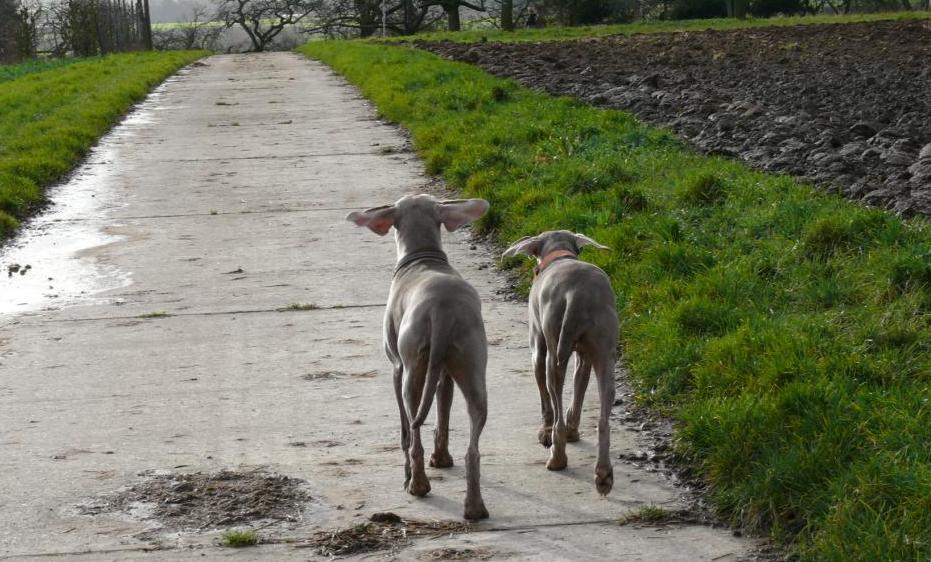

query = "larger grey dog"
[503,230,618,496]
[347,194,491,520]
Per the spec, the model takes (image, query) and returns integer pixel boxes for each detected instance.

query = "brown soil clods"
[420,20,931,216]
[299,514,473,557]
[421,546,502,560]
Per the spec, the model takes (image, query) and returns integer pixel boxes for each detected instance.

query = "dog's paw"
[407,475,431,497]
[546,450,568,471]
[429,450,454,468]
[595,464,614,496]
[463,498,489,521]
[566,426,580,443]
[537,425,553,448]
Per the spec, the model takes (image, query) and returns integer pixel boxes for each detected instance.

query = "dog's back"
[393,263,487,382]
[531,259,618,365]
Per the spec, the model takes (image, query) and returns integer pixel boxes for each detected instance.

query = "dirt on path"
[0,53,760,561]
[420,20,931,217]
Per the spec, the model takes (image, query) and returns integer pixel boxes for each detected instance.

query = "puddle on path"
[0,78,184,317]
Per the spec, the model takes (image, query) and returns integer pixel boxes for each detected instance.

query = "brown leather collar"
[533,250,577,279]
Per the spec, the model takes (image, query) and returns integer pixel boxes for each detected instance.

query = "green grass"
[0,51,206,242]
[298,41,931,561]
[618,504,680,525]
[389,11,931,43]
[221,529,258,547]
[0,58,85,83]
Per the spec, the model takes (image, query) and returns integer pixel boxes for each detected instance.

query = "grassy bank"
[391,10,931,43]
[298,42,931,560]
[0,51,206,241]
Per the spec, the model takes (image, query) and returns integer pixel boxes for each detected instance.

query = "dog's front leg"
[403,363,431,497]
[546,351,569,471]
[532,332,554,447]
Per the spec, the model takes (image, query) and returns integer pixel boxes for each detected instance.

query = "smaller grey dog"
[503,230,618,495]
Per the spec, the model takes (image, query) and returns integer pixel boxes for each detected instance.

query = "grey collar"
[394,249,449,276]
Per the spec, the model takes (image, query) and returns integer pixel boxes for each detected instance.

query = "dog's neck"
[394,221,447,275]
[534,249,577,278]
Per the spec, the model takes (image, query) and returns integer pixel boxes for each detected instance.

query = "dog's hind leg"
[566,354,591,443]
[592,351,615,496]
[430,374,454,468]
[458,370,489,520]
[545,345,570,471]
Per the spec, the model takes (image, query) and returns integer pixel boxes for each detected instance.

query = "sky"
[149,0,211,23]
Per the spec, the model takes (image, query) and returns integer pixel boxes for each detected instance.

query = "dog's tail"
[411,318,448,429]
[556,298,582,370]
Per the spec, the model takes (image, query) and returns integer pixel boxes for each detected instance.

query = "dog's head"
[346,194,489,245]
[502,230,609,260]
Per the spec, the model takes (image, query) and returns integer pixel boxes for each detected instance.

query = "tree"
[312,0,444,37]
[435,0,485,31]
[216,0,323,51]
[0,0,21,63]
[500,0,513,29]
[0,0,38,62]
[153,5,222,49]
[485,0,534,30]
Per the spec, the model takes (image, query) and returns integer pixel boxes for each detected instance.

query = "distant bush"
[750,0,809,16]
[667,0,727,20]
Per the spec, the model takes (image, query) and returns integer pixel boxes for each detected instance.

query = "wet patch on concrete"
[79,468,310,538]
[0,80,185,316]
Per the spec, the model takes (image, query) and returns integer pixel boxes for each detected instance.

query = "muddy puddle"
[80,468,311,539]
[0,76,187,317]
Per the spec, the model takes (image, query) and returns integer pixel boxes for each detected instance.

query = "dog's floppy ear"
[346,204,396,236]
[437,199,489,232]
[502,235,543,258]
[573,232,610,251]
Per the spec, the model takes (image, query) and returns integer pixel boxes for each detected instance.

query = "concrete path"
[0,53,757,561]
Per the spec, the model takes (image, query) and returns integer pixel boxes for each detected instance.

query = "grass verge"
[388,10,931,43]
[0,51,207,242]
[298,41,931,561]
